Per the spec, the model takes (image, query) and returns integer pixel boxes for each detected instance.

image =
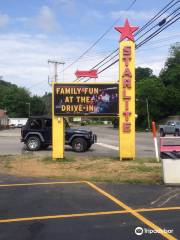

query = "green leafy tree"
[136,77,167,128]
[160,43,180,88]
[42,92,52,115]
[160,43,180,115]
[135,67,154,81]
[0,80,46,117]
[0,84,31,117]
[30,95,46,116]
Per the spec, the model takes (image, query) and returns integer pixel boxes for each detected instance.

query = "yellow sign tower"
[115,19,139,160]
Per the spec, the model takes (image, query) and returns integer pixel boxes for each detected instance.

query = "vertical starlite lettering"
[122,45,132,132]
[115,19,138,160]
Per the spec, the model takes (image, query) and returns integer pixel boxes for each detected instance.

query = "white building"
[9,118,28,127]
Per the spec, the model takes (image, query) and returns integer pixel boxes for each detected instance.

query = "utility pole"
[48,60,65,82]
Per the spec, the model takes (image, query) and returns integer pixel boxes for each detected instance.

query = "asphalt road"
[0,125,156,158]
[0,177,179,240]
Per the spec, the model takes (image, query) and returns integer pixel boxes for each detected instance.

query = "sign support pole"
[119,40,135,160]
[115,19,138,160]
[52,82,64,160]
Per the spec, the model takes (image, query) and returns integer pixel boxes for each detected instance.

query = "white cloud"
[36,5,58,32]
[0,12,10,27]
[0,30,173,95]
[110,10,155,21]
[53,0,76,15]
[0,33,95,95]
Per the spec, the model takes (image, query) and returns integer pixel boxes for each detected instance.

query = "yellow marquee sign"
[52,19,138,160]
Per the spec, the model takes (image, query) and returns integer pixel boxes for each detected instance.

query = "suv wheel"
[72,138,87,152]
[175,129,180,136]
[87,142,92,149]
[26,136,41,151]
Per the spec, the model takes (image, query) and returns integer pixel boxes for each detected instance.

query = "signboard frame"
[53,82,119,117]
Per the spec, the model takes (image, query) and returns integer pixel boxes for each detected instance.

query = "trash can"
[160,137,180,185]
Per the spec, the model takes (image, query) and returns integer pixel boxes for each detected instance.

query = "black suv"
[21,116,97,152]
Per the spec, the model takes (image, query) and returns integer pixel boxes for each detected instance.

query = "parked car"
[21,116,97,152]
[159,120,180,137]
[9,124,16,129]
[81,120,90,126]
[17,123,23,128]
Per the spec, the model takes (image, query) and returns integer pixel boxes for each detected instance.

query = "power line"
[135,6,180,42]
[60,0,137,73]
[134,0,177,35]
[136,13,180,48]
[96,12,180,76]
[81,0,179,82]
[28,0,179,89]
[28,0,137,89]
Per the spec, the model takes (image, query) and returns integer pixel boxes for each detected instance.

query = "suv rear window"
[29,119,42,129]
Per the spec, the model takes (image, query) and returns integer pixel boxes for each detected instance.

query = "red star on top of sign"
[115,19,139,42]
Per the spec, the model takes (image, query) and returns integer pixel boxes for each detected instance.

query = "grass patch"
[41,156,75,163]
[2,159,12,169]
[0,154,162,184]
[134,158,158,163]
[133,165,157,172]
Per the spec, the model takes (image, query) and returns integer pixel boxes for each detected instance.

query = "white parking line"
[96,143,118,151]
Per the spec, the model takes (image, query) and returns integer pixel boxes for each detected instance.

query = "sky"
[0,0,179,95]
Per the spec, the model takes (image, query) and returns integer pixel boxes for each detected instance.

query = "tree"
[136,77,167,128]
[160,43,180,115]
[0,85,31,117]
[30,96,46,116]
[0,80,46,117]
[135,67,153,81]
[42,92,52,115]
[160,43,180,88]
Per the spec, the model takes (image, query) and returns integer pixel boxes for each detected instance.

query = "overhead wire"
[28,0,137,90]
[81,0,179,82]
[60,0,137,74]
[28,0,179,89]
[83,2,180,81]
[96,12,180,76]
[135,6,180,42]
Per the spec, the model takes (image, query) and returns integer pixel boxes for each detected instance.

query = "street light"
[26,102,30,117]
[145,98,150,130]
